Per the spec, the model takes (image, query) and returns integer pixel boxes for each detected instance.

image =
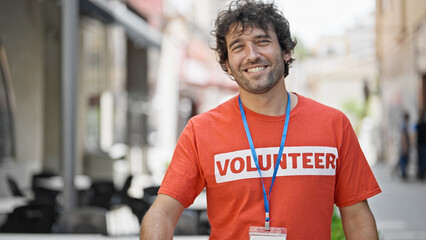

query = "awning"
[82,0,162,48]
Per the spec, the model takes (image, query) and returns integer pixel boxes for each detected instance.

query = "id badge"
[249,226,287,240]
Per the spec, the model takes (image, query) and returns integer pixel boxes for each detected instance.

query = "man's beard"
[232,56,285,94]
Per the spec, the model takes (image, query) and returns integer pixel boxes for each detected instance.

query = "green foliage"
[342,99,365,121]
[342,99,369,134]
[293,36,311,60]
[331,209,345,240]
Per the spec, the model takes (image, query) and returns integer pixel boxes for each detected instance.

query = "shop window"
[0,40,16,164]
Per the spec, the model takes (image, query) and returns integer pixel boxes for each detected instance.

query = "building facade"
[376,0,426,163]
[0,0,163,198]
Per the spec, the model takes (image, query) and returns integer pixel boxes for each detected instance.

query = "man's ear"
[225,61,235,81]
[283,53,291,62]
[225,61,232,75]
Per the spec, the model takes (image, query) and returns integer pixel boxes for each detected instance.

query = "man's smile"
[246,66,266,73]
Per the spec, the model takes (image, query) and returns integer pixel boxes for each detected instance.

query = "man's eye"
[257,40,270,45]
[232,45,243,51]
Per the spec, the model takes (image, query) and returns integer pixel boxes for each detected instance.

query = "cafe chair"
[111,175,150,222]
[31,172,60,205]
[6,175,25,197]
[0,203,57,233]
[88,180,116,210]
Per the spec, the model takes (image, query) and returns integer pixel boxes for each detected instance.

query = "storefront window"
[0,41,16,164]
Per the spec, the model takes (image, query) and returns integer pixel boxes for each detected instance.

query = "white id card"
[249,226,287,240]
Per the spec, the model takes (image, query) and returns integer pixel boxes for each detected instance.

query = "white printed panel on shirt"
[214,146,338,183]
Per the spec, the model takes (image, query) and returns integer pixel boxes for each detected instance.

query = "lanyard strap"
[238,92,291,231]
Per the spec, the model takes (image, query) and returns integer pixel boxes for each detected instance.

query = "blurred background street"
[370,162,426,240]
[0,0,425,238]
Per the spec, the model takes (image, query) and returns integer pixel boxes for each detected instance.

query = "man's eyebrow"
[228,33,272,50]
[254,34,272,40]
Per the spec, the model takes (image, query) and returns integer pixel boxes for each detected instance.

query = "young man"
[140,1,381,239]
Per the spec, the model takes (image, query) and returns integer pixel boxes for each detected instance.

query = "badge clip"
[265,212,270,231]
[265,220,270,231]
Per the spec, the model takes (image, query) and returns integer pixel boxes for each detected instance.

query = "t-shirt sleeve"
[158,120,206,208]
[334,120,382,207]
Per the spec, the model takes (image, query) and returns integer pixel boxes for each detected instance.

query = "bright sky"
[277,0,375,47]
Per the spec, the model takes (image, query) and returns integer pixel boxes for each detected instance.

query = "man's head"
[212,0,296,78]
[403,112,410,122]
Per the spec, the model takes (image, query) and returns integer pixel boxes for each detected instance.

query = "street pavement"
[369,162,426,240]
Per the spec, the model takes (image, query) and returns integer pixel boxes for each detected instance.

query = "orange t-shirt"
[159,94,381,239]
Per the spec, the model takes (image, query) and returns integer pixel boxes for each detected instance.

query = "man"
[417,111,426,180]
[399,112,410,179]
[140,0,381,239]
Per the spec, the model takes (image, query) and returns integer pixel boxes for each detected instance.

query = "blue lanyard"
[238,92,291,231]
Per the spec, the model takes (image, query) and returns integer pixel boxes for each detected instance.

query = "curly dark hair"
[211,0,297,77]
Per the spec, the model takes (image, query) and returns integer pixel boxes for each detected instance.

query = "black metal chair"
[0,203,57,233]
[31,172,60,205]
[88,180,116,210]
[112,175,150,222]
[6,175,24,197]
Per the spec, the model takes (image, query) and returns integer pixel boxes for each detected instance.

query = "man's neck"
[239,88,297,116]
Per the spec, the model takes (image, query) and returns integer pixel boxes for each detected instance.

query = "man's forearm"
[140,207,175,240]
[340,200,379,240]
[140,194,184,240]
[343,221,379,240]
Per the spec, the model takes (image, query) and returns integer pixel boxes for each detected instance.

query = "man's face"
[225,24,290,95]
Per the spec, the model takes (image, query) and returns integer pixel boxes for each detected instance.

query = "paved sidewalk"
[369,162,426,240]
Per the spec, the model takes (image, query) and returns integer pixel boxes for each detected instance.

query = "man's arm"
[339,200,379,240]
[140,194,185,240]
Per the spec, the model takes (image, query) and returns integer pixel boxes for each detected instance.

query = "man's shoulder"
[296,94,351,129]
[189,95,238,125]
[298,94,345,116]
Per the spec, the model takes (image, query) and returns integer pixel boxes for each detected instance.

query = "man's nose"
[245,43,260,61]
